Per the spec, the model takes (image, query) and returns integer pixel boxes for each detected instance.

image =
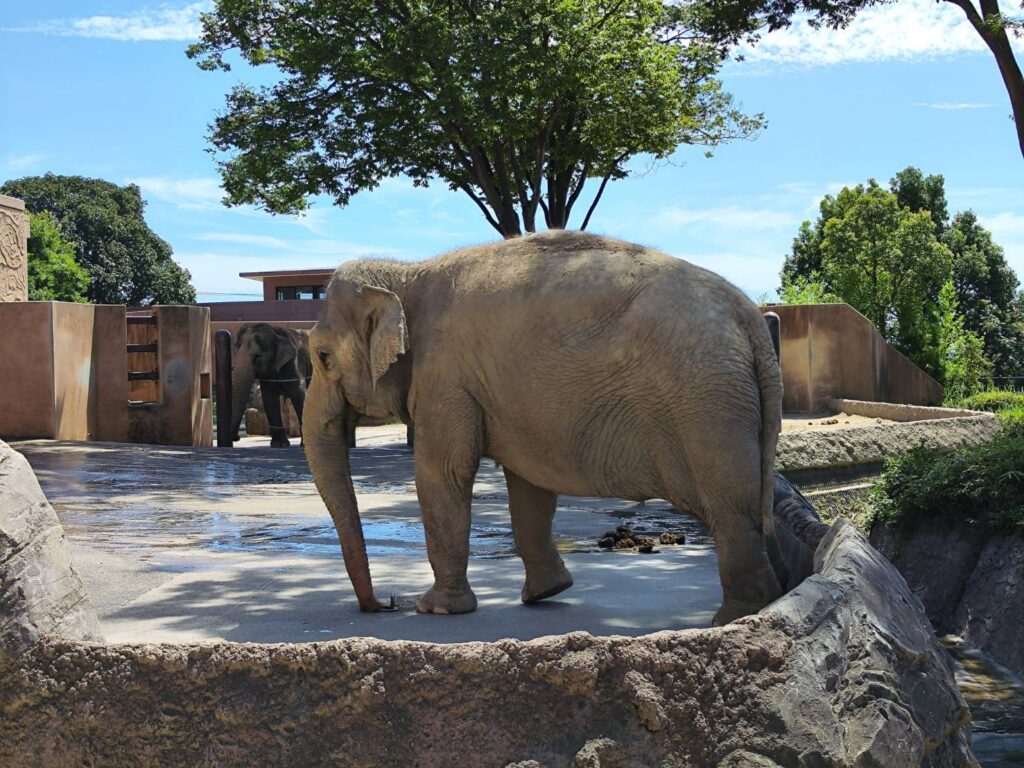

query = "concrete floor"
[15,426,720,644]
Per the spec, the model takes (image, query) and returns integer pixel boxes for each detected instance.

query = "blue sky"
[3,1,1024,301]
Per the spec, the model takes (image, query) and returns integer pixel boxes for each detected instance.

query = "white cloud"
[913,102,996,110]
[737,0,1022,69]
[2,153,48,173]
[978,211,1024,242]
[194,231,401,259]
[7,3,210,42]
[195,233,290,249]
[129,176,225,211]
[649,205,798,232]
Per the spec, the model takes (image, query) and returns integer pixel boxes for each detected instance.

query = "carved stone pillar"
[0,194,29,302]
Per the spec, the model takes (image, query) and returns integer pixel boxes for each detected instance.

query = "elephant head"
[304,272,410,612]
[230,323,301,441]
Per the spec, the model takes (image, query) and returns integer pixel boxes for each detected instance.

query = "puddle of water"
[944,638,1024,767]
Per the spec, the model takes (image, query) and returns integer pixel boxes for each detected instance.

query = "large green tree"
[697,0,1024,161]
[945,210,1024,376]
[26,211,89,303]
[188,0,761,237]
[808,182,952,376]
[783,167,1024,377]
[1,174,196,306]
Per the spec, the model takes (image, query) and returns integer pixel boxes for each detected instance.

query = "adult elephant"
[230,323,312,448]
[305,231,784,625]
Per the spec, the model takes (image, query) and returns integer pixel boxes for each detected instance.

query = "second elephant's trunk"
[304,375,385,612]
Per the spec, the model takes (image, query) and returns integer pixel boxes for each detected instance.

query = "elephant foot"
[416,583,478,615]
[270,435,291,448]
[521,563,573,603]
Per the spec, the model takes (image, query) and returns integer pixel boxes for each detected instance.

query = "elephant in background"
[304,230,786,625]
[230,323,312,448]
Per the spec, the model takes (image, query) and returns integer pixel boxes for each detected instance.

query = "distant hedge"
[868,433,1024,532]
[960,390,1024,413]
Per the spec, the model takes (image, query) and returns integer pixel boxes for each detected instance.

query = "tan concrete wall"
[768,303,943,412]
[0,194,29,302]
[0,303,129,441]
[0,303,57,437]
[201,299,323,322]
[128,307,213,446]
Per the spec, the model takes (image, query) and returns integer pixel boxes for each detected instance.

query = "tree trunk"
[947,0,1024,159]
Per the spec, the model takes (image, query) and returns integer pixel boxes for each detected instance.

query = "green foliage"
[781,166,1024,380]
[1,174,195,306]
[26,211,88,302]
[868,433,1024,532]
[777,273,840,305]
[998,408,1024,437]
[937,280,993,400]
[782,179,951,377]
[188,0,761,236]
[945,210,1024,378]
[959,390,1024,413]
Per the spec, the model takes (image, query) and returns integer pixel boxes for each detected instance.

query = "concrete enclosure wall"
[128,306,213,446]
[0,303,211,445]
[767,303,944,412]
[0,302,129,441]
[201,299,322,322]
[0,194,29,302]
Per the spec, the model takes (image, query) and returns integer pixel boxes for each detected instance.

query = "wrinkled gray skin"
[305,231,784,624]
[231,323,312,448]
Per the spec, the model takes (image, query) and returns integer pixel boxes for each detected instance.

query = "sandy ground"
[15,425,719,644]
[781,412,894,433]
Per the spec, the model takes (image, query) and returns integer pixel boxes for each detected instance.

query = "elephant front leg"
[504,469,573,603]
[413,399,481,615]
[262,383,290,448]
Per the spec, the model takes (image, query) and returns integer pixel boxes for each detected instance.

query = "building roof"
[239,268,335,282]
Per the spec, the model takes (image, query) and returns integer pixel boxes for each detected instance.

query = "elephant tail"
[747,310,786,589]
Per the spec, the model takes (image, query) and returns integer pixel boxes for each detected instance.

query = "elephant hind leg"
[504,469,573,603]
[666,438,782,625]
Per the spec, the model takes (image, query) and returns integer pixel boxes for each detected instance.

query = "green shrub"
[959,390,1024,413]
[998,407,1024,437]
[868,433,1024,532]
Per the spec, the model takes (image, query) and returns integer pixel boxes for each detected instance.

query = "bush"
[998,408,1024,437]
[868,433,1024,532]
[959,390,1024,413]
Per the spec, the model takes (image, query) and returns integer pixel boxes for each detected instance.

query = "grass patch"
[867,432,1024,532]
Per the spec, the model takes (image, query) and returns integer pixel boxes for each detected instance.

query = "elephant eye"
[318,349,331,369]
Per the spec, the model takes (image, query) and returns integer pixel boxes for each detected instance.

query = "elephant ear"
[359,285,408,387]
[273,329,297,371]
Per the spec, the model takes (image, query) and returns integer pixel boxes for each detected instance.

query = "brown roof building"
[201,267,335,322]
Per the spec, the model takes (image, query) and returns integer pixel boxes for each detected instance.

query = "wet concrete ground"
[15,425,719,644]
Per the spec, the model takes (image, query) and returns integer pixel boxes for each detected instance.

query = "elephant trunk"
[304,375,385,612]
[230,357,255,442]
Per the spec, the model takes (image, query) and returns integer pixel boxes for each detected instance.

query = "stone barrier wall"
[872,518,1024,679]
[0,438,975,767]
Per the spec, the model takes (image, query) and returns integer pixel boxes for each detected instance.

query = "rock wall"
[871,519,1024,678]
[0,442,102,661]
[777,412,999,475]
[0,432,975,768]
